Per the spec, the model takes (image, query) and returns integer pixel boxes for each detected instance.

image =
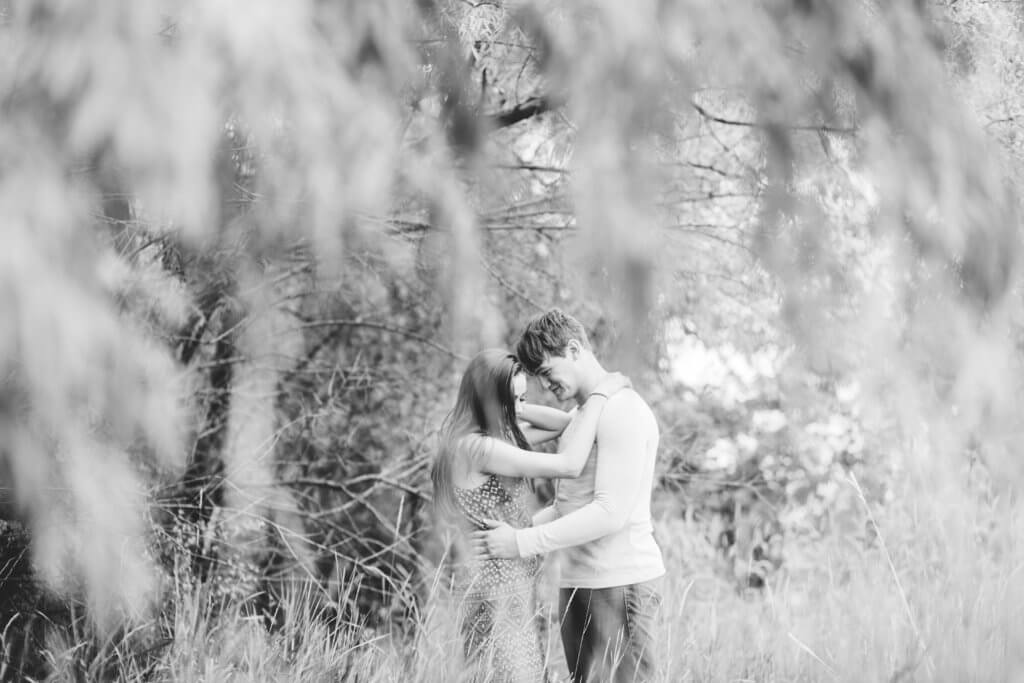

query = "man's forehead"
[532,343,573,374]
[536,357,559,372]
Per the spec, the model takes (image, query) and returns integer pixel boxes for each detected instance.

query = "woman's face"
[511,373,528,418]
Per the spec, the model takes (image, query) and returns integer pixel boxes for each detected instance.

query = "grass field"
[33,466,1023,683]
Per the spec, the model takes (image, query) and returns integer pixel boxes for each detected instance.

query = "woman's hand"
[593,371,631,398]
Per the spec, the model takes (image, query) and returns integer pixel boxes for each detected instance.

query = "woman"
[431,348,627,683]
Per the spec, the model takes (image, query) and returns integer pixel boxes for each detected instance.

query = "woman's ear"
[567,339,580,359]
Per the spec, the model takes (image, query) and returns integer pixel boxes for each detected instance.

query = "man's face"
[534,346,579,401]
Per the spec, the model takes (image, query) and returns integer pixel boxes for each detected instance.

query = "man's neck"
[573,358,609,406]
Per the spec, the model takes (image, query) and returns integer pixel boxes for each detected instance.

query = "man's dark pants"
[558,578,662,683]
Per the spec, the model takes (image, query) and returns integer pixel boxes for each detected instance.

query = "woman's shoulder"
[453,431,491,456]
[449,432,492,488]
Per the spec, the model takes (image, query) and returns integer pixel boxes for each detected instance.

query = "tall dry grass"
[33,465,1024,683]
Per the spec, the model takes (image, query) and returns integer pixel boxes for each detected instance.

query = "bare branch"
[492,163,569,174]
[278,476,430,502]
[297,319,466,360]
[488,96,556,129]
[692,102,858,134]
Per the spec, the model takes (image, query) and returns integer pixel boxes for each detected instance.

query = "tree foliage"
[1,0,1023,669]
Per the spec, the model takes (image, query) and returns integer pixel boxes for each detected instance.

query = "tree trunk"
[215,255,315,624]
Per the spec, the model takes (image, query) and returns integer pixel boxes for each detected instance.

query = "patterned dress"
[453,475,548,683]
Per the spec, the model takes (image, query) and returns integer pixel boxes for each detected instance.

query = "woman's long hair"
[431,349,530,522]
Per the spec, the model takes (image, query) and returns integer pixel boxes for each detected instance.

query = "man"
[472,309,665,683]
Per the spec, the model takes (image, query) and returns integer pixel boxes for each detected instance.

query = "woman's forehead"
[512,373,527,393]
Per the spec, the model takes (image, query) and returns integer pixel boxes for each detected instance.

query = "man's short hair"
[515,308,591,374]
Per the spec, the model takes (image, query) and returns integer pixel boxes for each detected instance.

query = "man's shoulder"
[602,388,656,424]
[605,387,651,410]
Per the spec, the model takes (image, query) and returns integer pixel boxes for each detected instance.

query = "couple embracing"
[432,309,665,683]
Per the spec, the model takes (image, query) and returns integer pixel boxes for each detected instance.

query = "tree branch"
[298,318,466,360]
[488,96,556,129]
[692,102,857,134]
[492,163,569,174]
[278,476,430,502]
